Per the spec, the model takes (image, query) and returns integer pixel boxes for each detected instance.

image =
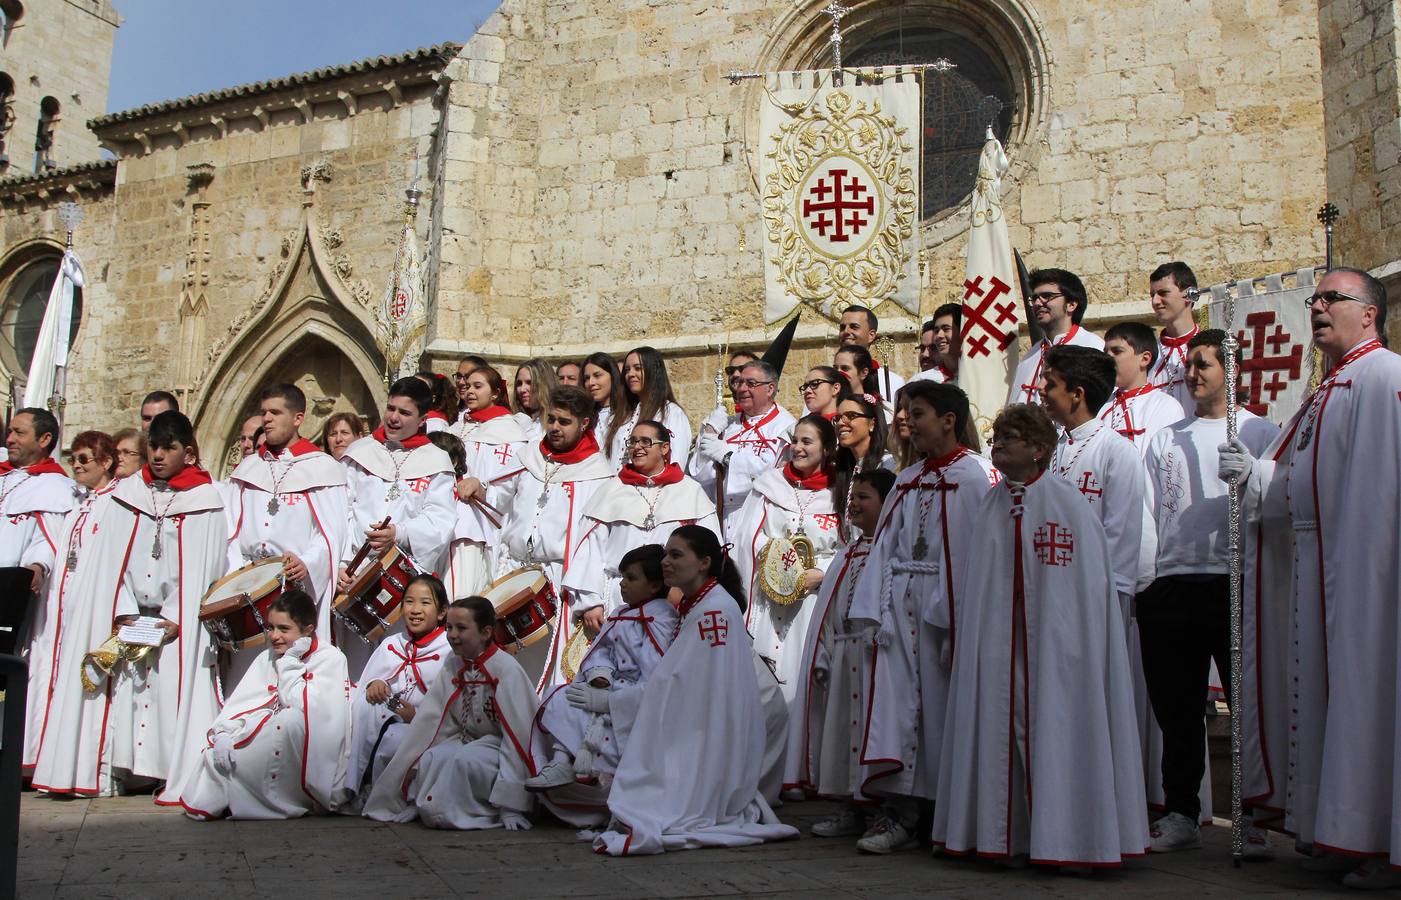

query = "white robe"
[1151,327,1200,411]
[564,470,718,614]
[687,404,796,538]
[847,449,991,802]
[603,402,694,471]
[496,442,612,692]
[25,480,117,776]
[364,644,539,829]
[179,637,351,819]
[340,436,457,580]
[0,465,73,580]
[1241,340,1401,859]
[1007,325,1105,406]
[342,626,450,806]
[447,412,526,598]
[1051,419,1149,598]
[225,442,350,639]
[933,473,1149,865]
[531,599,679,826]
[731,467,841,778]
[1097,383,1185,456]
[594,582,801,855]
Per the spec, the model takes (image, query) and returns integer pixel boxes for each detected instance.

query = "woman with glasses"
[832,396,894,542]
[582,352,628,445]
[800,366,846,420]
[566,420,718,615]
[111,428,147,480]
[605,347,693,472]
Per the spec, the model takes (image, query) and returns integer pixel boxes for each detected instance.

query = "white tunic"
[0,463,74,591]
[687,404,796,538]
[1007,325,1105,406]
[179,637,351,820]
[933,473,1149,865]
[603,401,694,471]
[364,645,539,830]
[447,412,527,598]
[1051,419,1149,598]
[340,435,457,579]
[1097,383,1185,456]
[1151,326,1200,411]
[847,449,991,801]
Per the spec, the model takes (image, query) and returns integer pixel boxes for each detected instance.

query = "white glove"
[211,733,235,775]
[697,434,731,466]
[1217,439,1254,487]
[286,636,313,661]
[565,683,610,714]
[501,811,532,831]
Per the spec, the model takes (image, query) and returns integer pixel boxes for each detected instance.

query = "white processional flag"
[375,195,427,383]
[1204,267,1321,425]
[957,136,1022,439]
[23,249,85,450]
[758,69,922,324]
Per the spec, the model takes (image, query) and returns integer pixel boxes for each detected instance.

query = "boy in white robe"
[527,544,679,822]
[341,574,450,810]
[1147,261,1202,410]
[494,386,612,691]
[933,404,1149,867]
[364,596,540,830]
[1006,268,1105,406]
[1100,322,1186,454]
[845,383,992,853]
[181,590,352,820]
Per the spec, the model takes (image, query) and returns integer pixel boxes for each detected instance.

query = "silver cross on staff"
[822,0,850,70]
[57,201,84,249]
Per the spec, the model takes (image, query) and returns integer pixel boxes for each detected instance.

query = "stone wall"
[0,0,118,174]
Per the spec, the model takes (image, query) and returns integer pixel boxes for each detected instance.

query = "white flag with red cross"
[958,135,1022,439]
[758,69,922,324]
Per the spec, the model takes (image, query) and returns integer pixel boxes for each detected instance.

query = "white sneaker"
[856,816,917,854]
[1149,812,1202,852]
[812,807,864,838]
[1343,858,1401,890]
[524,758,575,792]
[1241,825,1274,861]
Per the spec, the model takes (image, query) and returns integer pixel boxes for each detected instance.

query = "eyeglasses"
[799,379,839,392]
[625,437,668,449]
[1305,289,1371,311]
[990,433,1028,446]
[116,449,143,458]
[736,379,773,389]
[1029,291,1063,304]
[834,411,874,423]
[452,373,470,382]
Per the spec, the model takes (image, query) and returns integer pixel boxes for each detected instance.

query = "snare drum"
[334,546,421,643]
[199,558,286,651]
[482,567,558,653]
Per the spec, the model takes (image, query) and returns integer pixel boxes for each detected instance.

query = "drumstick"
[468,496,502,528]
[345,516,392,578]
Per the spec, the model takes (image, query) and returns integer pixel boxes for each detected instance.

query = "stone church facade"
[0,0,1396,471]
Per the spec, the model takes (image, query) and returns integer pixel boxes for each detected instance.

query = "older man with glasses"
[1221,266,1401,888]
[1007,267,1105,406]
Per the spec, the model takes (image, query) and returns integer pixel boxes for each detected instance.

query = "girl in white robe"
[604,347,693,471]
[364,596,540,830]
[341,574,450,810]
[732,415,841,783]
[594,525,799,855]
[181,590,352,820]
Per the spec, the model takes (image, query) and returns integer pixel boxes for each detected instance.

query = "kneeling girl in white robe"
[526,544,679,822]
[181,589,352,820]
[341,573,450,809]
[363,596,540,830]
[594,525,799,855]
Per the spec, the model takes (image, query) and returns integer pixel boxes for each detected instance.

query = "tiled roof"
[0,159,117,193]
[88,42,462,130]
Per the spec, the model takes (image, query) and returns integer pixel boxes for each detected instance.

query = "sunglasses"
[1305,289,1371,311]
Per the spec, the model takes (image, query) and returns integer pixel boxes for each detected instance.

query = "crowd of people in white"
[5,261,1399,885]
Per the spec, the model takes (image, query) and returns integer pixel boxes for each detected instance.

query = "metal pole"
[1222,286,1245,866]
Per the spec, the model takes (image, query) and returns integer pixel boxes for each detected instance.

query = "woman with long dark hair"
[834,345,881,400]
[416,371,458,433]
[582,352,628,443]
[608,346,692,470]
[832,395,894,540]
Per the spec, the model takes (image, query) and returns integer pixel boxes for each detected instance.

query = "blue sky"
[106,0,501,113]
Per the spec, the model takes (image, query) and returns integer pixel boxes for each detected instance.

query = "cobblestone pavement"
[18,794,1352,898]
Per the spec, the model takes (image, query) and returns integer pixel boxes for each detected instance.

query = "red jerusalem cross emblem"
[1236,311,1304,416]
[1032,522,1074,567]
[391,288,410,318]
[798,157,881,255]
[697,610,729,647]
[960,275,1018,359]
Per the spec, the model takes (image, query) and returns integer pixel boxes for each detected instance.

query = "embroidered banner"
[759,69,921,324]
[376,192,428,382]
[1204,266,1322,424]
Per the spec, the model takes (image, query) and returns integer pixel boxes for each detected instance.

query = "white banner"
[957,137,1021,438]
[758,69,922,324]
[1204,266,1321,425]
[23,249,85,453]
[376,203,427,382]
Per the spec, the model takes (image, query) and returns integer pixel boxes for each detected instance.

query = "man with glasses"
[839,304,906,400]
[690,359,796,538]
[908,303,962,385]
[1221,267,1401,888]
[1147,262,1200,409]
[1007,268,1104,406]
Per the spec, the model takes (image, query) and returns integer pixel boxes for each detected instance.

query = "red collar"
[619,461,683,487]
[425,410,449,422]
[140,464,213,490]
[678,577,718,618]
[3,457,67,477]
[262,438,321,460]
[388,628,444,692]
[821,410,839,421]
[783,462,832,491]
[411,624,445,647]
[735,404,780,433]
[1325,338,1383,379]
[923,445,970,471]
[1159,326,1199,348]
[1112,382,1158,403]
[467,404,511,423]
[1041,324,1080,350]
[458,642,500,672]
[869,358,882,371]
[540,430,600,465]
[372,426,432,450]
